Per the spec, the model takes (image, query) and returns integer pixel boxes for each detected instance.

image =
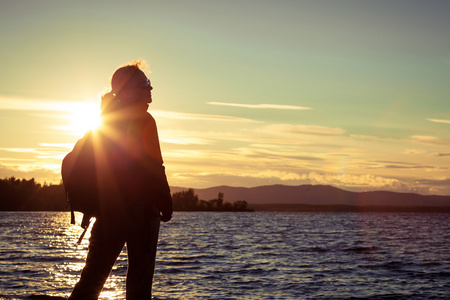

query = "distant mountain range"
[171,184,450,207]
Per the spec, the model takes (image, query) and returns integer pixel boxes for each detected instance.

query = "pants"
[69,212,160,300]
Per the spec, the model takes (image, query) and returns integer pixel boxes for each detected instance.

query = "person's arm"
[141,114,173,222]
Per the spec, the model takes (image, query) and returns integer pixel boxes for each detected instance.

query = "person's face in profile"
[122,71,153,109]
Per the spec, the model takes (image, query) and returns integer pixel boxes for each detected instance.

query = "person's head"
[101,60,152,114]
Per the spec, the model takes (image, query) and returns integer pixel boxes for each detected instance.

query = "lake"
[0,211,449,299]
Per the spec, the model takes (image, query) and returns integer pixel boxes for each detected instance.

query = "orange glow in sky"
[1,1,449,195]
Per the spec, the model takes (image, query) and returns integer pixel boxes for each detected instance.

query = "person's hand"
[160,213,172,222]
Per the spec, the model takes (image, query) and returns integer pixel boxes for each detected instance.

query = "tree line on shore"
[0,177,252,212]
[0,177,66,211]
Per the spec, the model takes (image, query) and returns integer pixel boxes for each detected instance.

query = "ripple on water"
[1,212,449,299]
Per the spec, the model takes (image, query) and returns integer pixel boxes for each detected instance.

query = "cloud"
[0,163,61,184]
[383,164,434,169]
[350,135,395,142]
[231,147,324,161]
[170,170,409,192]
[207,102,312,110]
[299,172,404,189]
[352,134,450,148]
[261,124,346,136]
[404,149,426,155]
[194,170,303,181]
[407,178,450,195]
[39,143,75,149]
[0,147,67,158]
[372,160,434,169]
[427,118,450,124]
[0,146,67,177]
[160,137,212,145]
[409,135,450,146]
[152,110,260,123]
[0,148,36,154]
[0,96,98,112]
[434,152,450,157]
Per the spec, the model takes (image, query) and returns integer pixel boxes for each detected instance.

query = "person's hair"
[100,59,148,114]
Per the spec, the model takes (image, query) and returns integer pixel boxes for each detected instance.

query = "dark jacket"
[67,111,172,222]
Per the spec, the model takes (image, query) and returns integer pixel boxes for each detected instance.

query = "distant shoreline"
[1,178,449,213]
[249,203,450,213]
[2,205,450,213]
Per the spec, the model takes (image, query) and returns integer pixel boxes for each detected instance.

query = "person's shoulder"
[131,112,157,132]
[144,111,155,121]
[74,130,93,146]
[142,111,157,125]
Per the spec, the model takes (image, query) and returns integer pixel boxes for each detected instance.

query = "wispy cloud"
[300,172,405,189]
[0,147,67,160]
[404,149,426,155]
[208,102,311,110]
[160,137,212,145]
[350,135,395,142]
[409,135,450,146]
[152,110,260,123]
[189,170,304,181]
[0,148,36,153]
[374,160,426,167]
[383,164,434,169]
[434,152,450,157]
[231,147,324,162]
[39,143,75,149]
[0,96,98,112]
[427,118,450,124]
[261,124,345,136]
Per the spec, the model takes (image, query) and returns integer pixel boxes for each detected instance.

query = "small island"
[172,188,253,212]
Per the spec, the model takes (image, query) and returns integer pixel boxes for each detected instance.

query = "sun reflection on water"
[1,212,449,299]
[0,212,127,299]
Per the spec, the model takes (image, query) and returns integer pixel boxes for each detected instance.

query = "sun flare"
[66,102,102,136]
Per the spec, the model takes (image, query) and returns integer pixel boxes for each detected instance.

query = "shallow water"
[0,211,449,299]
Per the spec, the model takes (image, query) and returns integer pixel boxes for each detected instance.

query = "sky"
[1,0,449,195]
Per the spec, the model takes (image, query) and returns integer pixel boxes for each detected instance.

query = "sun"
[67,102,102,136]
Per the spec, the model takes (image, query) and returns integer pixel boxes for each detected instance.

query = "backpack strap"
[81,214,91,228]
[65,190,76,225]
[76,216,93,245]
[67,186,93,244]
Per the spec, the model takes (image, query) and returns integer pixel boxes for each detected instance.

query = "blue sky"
[1,0,449,195]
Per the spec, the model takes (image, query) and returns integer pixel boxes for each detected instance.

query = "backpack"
[62,131,101,241]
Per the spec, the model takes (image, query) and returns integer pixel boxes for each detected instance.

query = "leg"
[125,216,160,300]
[69,219,125,300]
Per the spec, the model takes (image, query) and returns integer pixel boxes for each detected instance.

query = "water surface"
[0,212,449,299]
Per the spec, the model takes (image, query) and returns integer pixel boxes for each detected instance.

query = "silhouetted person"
[68,61,172,300]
